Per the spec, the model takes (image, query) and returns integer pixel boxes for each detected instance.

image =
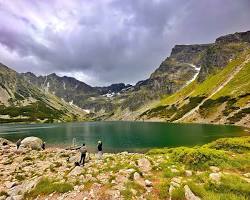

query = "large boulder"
[21,137,43,150]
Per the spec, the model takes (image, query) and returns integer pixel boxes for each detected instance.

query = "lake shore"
[0,136,250,200]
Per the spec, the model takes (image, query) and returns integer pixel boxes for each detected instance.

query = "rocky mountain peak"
[170,44,211,57]
[215,31,250,44]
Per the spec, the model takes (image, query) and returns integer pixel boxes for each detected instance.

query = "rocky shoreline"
[0,136,250,200]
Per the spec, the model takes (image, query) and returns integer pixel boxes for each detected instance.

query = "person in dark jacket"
[16,139,21,149]
[41,142,46,150]
[79,143,87,166]
[97,141,103,159]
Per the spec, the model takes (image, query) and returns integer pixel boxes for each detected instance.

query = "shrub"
[168,147,230,169]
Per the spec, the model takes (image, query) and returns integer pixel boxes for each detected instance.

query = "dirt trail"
[174,57,250,122]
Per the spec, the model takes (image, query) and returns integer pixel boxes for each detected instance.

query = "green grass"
[121,181,146,200]
[205,137,250,153]
[171,186,185,200]
[188,181,248,200]
[0,100,65,123]
[212,61,250,99]
[207,174,250,197]
[143,51,250,121]
[24,177,73,199]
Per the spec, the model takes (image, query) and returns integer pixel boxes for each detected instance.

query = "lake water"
[0,121,249,152]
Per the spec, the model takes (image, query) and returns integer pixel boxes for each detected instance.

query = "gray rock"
[172,177,182,184]
[105,190,121,200]
[68,166,83,176]
[243,173,250,178]
[169,185,175,197]
[5,181,17,189]
[209,166,220,173]
[133,172,145,187]
[0,138,13,146]
[184,185,201,200]
[137,158,152,172]
[171,168,179,173]
[21,137,43,150]
[145,179,152,187]
[185,170,192,177]
[209,172,221,182]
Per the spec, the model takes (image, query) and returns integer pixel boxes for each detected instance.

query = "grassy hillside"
[140,49,250,127]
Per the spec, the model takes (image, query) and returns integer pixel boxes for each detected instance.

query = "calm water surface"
[0,122,249,152]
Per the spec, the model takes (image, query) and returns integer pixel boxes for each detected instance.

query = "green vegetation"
[205,136,250,153]
[228,107,250,123]
[0,101,65,123]
[121,181,146,200]
[142,50,250,124]
[24,177,73,199]
[171,96,205,121]
[171,186,185,200]
[146,136,250,199]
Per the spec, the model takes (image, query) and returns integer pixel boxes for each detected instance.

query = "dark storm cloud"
[0,0,249,86]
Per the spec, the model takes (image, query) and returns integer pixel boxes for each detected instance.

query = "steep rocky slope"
[139,31,250,127]
[0,64,87,123]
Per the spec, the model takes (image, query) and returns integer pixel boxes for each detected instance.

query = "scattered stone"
[209,173,221,182]
[185,170,192,177]
[68,155,79,163]
[0,138,13,146]
[184,185,201,200]
[171,168,179,173]
[133,172,145,187]
[196,171,203,175]
[105,190,121,200]
[169,185,175,196]
[5,181,17,189]
[145,179,152,187]
[137,158,152,172]
[172,177,182,184]
[209,166,220,173]
[243,173,250,178]
[68,166,82,176]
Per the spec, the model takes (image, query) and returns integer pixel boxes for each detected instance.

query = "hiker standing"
[41,142,46,150]
[79,143,87,166]
[16,139,21,149]
[97,140,103,159]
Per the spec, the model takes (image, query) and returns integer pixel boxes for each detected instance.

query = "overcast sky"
[0,0,249,86]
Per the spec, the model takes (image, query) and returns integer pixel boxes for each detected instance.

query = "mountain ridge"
[0,30,250,127]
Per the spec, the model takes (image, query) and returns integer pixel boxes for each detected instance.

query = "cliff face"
[197,32,250,82]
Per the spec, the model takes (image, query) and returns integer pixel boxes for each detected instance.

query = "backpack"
[80,146,87,154]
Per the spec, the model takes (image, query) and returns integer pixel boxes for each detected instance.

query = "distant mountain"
[21,72,131,114]
[0,63,87,123]
[1,30,249,127]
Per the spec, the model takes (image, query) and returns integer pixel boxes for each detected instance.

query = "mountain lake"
[0,121,249,152]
